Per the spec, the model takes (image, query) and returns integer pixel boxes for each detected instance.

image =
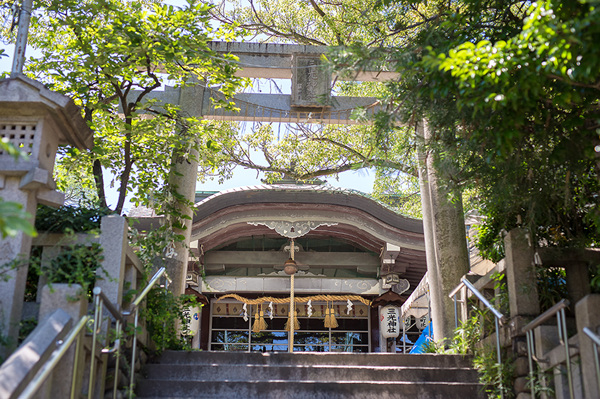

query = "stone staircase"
[136,351,486,399]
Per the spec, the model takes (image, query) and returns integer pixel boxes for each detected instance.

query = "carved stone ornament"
[247,220,338,238]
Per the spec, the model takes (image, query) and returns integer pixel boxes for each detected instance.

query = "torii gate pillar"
[417,120,470,342]
[165,84,205,296]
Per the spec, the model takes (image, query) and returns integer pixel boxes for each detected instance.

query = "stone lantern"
[0,75,93,353]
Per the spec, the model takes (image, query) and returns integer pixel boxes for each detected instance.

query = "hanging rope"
[252,305,260,333]
[287,271,296,341]
[323,301,339,329]
[216,293,371,306]
[252,303,268,333]
[284,306,299,332]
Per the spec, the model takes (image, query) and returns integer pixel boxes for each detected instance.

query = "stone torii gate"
[142,41,469,342]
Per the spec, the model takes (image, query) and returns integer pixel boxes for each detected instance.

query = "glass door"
[210,300,370,352]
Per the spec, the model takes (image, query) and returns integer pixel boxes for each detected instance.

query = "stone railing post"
[97,215,128,309]
[504,228,540,398]
[505,228,540,324]
[38,283,87,399]
[576,294,600,399]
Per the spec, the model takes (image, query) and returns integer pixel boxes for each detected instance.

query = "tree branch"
[368,14,442,46]
[547,74,600,90]
[308,0,343,45]
[241,0,328,45]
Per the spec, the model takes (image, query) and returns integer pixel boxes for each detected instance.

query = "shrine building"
[178,181,429,353]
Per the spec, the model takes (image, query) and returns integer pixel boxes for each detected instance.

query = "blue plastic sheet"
[409,322,432,354]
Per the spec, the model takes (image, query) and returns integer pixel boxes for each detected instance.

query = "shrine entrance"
[209,299,370,352]
[184,183,428,353]
[127,40,463,345]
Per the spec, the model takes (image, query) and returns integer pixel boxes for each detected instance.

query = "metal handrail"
[90,287,126,399]
[522,299,569,333]
[95,288,125,323]
[462,278,506,321]
[450,277,506,399]
[18,315,91,399]
[89,267,169,399]
[448,280,465,299]
[522,299,573,399]
[19,267,170,399]
[583,327,600,397]
[584,326,600,346]
[124,266,169,399]
[125,266,168,313]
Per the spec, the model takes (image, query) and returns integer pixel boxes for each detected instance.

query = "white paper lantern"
[184,306,201,335]
[417,314,430,330]
[403,316,413,331]
[380,305,400,339]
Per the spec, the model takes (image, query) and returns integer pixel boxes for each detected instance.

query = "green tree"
[23,0,244,215]
[327,0,600,252]
[211,0,437,46]
[210,0,600,253]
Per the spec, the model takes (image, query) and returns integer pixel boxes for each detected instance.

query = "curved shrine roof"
[191,184,427,291]
[193,183,423,235]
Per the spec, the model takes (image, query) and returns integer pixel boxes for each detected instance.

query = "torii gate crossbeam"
[138,41,398,124]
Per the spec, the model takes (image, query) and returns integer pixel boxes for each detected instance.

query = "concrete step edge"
[136,380,487,399]
[158,351,473,359]
[139,379,484,386]
[154,355,474,367]
[144,363,478,371]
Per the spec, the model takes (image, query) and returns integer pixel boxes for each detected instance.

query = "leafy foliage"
[0,199,36,238]
[422,0,600,251]
[212,0,439,47]
[372,169,422,217]
[428,273,513,398]
[129,225,180,270]
[536,267,568,312]
[201,0,429,202]
[199,121,418,201]
[445,305,514,398]
[0,140,37,238]
[35,204,113,232]
[591,265,600,294]
[473,349,515,399]
[37,242,106,298]
[326,0,600,256]
[25,204,111,299]
[144,288,200,352]
[18,318,38,344]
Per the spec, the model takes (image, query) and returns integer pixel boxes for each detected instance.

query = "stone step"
[136,380,486,399]
[154,350,474,369]
[143,363,479,383]
[137,351,485,399]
